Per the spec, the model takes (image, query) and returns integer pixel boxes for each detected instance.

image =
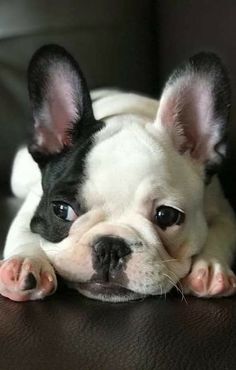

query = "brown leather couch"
[1,1,236,369]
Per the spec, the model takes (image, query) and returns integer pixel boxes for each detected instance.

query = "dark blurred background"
[1,5,236,369]
[0,0,236,205]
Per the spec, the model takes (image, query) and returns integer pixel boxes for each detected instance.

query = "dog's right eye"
[52,202,77,222]
[155,206,185,230]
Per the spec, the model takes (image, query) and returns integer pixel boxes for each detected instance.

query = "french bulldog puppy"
[1,45,236,302]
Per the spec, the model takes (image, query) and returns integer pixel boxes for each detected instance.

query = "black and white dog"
[1,45,236,302]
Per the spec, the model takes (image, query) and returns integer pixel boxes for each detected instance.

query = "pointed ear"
[28,44,95,164]
[155,52,231,171]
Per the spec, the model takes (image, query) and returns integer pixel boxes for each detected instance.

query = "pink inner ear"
[157,77,220,163]
[157,89,189,152]
[35,65,80,153]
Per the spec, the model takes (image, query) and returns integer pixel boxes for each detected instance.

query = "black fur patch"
[30,125,102,243]
[28,44,104,242]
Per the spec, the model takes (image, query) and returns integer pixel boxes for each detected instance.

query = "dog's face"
[28,45,230,302]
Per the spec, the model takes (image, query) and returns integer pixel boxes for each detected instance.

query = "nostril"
[94,242,109,265]
[93,236,131,271]
[117,244,131,259]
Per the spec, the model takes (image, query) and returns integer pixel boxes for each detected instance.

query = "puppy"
[1,45,236,302]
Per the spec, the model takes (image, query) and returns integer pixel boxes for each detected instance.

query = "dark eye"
[52,202,77,222]
[155,206,185,229]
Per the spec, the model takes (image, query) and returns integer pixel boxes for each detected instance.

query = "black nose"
[92,236,131,278]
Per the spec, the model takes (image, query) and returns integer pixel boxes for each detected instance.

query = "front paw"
[181,257,236,298]
[0,256,57,301]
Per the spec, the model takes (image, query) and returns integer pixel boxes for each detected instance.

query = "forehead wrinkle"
[81,120,204,216]
[134,177,187,215]
[81,124,170,214]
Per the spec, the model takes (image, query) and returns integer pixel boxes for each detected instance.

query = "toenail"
[217,274,224,283]
[22,273,37,290]
[230,278,236,288]
[24,263,31,272]
[46,273,54,282]
[196,270,206,280]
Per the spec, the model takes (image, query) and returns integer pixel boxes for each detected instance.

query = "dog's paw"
[0,256,57,301]
[181,258,236,298]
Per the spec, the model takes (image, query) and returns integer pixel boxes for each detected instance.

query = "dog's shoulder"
[11,146,41,199]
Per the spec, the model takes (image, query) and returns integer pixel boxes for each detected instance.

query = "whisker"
[160,284,163,299]
[168,269,186,296]
[170,273,188,305]
[43,250,59,257]
[163,272,188,305]
[161,258,178,264]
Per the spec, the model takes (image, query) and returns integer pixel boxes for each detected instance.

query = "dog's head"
[28,45,230,302]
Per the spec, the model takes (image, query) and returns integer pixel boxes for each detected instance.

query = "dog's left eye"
[52,202,77,222]
[155,206,185,229]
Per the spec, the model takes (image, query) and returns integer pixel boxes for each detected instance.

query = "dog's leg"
[0,186,57,301]
[182,177,236,297]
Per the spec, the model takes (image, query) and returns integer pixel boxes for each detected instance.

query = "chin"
[74,282,146,302]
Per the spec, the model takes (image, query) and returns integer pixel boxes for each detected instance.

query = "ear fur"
[28,44,96,165]
[155,52,231,172]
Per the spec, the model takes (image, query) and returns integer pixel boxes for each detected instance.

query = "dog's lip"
[76,281,144,300]
[77,282,132,295]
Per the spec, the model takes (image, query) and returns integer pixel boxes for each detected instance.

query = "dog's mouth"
[74,282,145,302]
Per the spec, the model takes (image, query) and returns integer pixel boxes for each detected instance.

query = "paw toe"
[184,260,236,298]
[0,257,57,301]
[229,276,236,289]
[185,268,209,295]
[0,259,22,286]
[40,272,57,294]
